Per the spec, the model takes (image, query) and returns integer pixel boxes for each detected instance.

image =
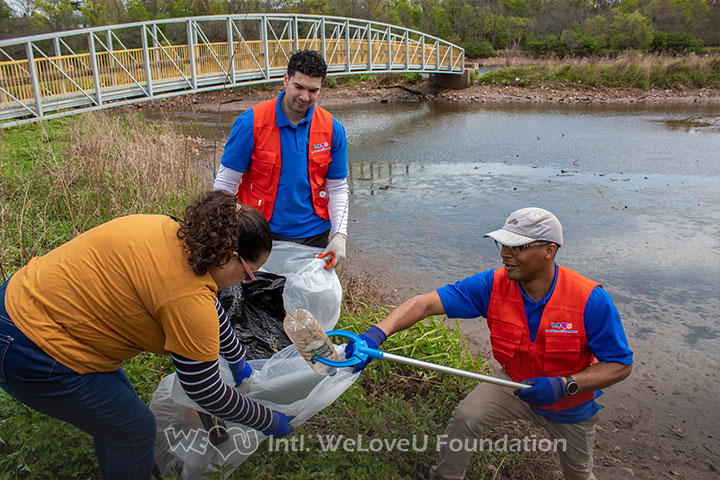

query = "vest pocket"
[543,335,582,375]
[490,320,523,370]
[238,183,265,211]
[249,149,277,189]
[309,148,332,166]
[0,333,14,383]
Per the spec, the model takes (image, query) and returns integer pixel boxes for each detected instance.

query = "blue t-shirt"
[220,91,348,238]
[437,264,633,424]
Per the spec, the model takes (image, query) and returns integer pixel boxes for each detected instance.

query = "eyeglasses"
[494,240,550,254]
[239,257,257,284]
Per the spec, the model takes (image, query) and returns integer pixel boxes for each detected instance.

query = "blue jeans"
[0,278,156,480]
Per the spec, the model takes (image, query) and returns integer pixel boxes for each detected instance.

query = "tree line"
[2,0,719,56]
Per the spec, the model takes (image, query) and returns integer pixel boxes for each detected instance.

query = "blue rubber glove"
[345,325,387,373]
[514,376,566,406]
[229,358,252,386]
[262,411,294,437]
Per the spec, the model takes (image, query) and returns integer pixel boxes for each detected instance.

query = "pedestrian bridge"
[0,14,464,127]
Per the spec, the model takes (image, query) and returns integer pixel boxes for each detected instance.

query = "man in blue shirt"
[214,50,349,270]
[349,207,633,480]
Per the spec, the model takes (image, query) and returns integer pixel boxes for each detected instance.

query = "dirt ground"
[134,78,720,479]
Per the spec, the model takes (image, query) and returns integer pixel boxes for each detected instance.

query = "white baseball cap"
[484,207,563,247]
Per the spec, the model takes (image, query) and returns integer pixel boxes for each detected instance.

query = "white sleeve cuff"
[213,164,244,195]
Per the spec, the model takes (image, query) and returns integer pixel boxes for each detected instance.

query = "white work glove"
[317,233,347,270]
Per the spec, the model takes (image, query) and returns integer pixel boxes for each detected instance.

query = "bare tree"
[9,0,35,17]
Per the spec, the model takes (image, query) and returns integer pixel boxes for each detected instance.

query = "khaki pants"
[429,371,599,480]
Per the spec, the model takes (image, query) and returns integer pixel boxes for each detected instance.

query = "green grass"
[217,309,505,480]
[478,55,720,88]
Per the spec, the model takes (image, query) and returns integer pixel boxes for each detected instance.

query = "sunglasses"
[494,240,551,254]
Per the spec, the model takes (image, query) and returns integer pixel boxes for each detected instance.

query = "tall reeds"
[478,53,720,88]
[0,112,207,279]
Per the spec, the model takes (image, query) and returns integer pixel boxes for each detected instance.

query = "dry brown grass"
[64,113,207,221]
[478,51,717,67]
[337,266,399,319]
[0,112,208,277]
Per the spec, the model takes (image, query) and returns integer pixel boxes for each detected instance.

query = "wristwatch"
[565,376,579,395]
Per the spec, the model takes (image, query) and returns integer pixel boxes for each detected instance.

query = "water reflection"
[348,162,412,195]
[656,116,720,134]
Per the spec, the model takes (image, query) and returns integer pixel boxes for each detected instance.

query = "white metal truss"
[0,14,464,127]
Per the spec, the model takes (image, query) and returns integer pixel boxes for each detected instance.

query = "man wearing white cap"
[347,207,633,479]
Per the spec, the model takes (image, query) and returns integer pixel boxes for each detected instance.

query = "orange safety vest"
[236,97,333,221]
[486,266,599,411]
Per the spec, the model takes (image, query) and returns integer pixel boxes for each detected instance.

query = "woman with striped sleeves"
[0,190,291,480]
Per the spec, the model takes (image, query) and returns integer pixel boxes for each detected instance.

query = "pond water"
[142,101,720,361]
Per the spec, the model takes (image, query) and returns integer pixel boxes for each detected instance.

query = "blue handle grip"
[312,329,385,368]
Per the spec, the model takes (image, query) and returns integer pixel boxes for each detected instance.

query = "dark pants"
[0,278,156,480]
[272,229,330,249]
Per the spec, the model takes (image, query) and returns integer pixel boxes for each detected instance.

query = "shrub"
[525,34,562,56]
[462,40,496,58]
[651,32,705,53]
[402,72,423,84]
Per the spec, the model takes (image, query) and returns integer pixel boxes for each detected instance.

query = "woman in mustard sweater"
[0,190,292,479]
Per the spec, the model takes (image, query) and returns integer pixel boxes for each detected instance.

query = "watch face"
[567,381,579,395]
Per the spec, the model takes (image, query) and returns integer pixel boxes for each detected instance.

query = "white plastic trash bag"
[150,241,352,479]
[260,241,342,330]
[151,345,357,479]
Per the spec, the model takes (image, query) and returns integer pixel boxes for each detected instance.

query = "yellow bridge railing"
[0,15,464,126]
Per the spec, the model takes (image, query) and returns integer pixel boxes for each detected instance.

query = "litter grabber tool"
[314,329,530,391]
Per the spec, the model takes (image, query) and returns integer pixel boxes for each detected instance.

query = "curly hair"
[177,190,272,275]
[287,50,327,80]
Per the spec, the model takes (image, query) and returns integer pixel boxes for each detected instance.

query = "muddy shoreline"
[131,81,719,479]
[134,77,720,116]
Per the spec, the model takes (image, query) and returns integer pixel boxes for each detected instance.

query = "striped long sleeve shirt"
[171,297,273,431]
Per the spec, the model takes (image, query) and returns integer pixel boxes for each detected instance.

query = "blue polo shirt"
[437,264,633,424]
[220,91,348,238]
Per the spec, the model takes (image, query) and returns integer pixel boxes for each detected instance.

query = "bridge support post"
[293,16,299,53]
[404,31,409,70]
[25,42,43,118]
[187,20,197,89]
[88,33,102,105]
[366,22,372,71]
[261,16,269,79]
[345,20,350,72]
[386,26,391,70]
[320,18,326,61]
[141,26,153,96]
[429,69,472,90]
[435,40,440,70]
[227,18,235,83]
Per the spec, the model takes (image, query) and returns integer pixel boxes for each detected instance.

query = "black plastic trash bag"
[217,272,292,360]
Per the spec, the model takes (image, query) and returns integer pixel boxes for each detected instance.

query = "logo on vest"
[311,142,331,154]
[546,322,577,333]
